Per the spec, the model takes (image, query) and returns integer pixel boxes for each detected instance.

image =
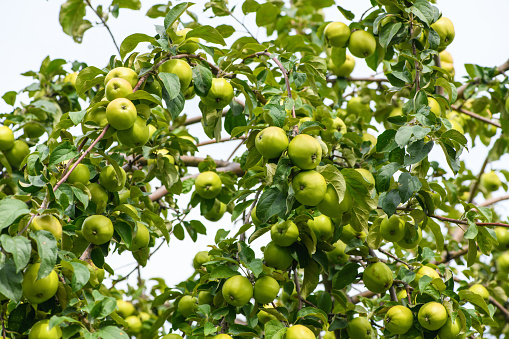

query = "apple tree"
[1,0,509,338]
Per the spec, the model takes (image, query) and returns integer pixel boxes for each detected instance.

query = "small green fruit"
[68,164,90,185]
[254,276,280,304]
[222,275,253,307]
[348,30,376,58]
[292,170,327,206]
[255,126,289,159]
[195,171,222,199]
[363,262,393,293]
[82,215,114,245]
[99,165,126,192]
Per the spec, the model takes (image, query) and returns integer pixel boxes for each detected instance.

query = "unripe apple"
[105,77,133,100]
[363,261,393,293]
[286,324,315,339]
[480,171,501,192]
[495,227,509,250]
[159,59,193,90]
[222,275,253,307]
[251,205,262,226]
[380,215,406,242]
[347,317,373,339]
[117,116,150,148]
[264,242,294,270]
[398,225,422,249]
[200,78,234,109]
[346,97,371,121]
[327,240,349,265]
[106,98,137,131]
[117,299,135,317]
[417,301,447,330]
[105,67,138,88]
[307,214,334,242]
[100,165,127,192]
[193,251,210,269]
[4,140,30,168]
[131,222,150,251]
[82,215,114,245]
[204,199,227,221]
[254,276,280,304]
[162,334,184,339]
[87,182,108,212]
[348,30,376,58]
[125,315,142,334]
[324,22,351,48]
[321,117,347,142]
[31,215,62,241]
[0,126,15,151]
[340,224,366,244]
[22,263,59,304]
[356,168,375,186]
[23,122,46,139]
[271,220,299,247]
[198,291,214,305]
[329,54,355,77]
[195,171,222,199]
[81,106,116,138]
[288,134,322,170]
[438,317,461,339]
[469,284,489,300]
[431,17,455,51]
[68,163,90,185]
[412,266,440,287]
[178,295,198,317]
[63,71,78,86]
[255,126,289,159]
[317,185,343,219]
[257,309,276,325]
[292,170,327,206]
[29,319,62,339]
[175,28,200,53]
[384,305,414,334]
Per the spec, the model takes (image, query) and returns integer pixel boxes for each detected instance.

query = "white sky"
[1,0,509,291]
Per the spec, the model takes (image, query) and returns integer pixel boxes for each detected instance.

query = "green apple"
[480,171,501,192]
[338,189,353,214]
[363,261,393,293]
[81,106,116,138]
[397,289,408,302]
[348,30,376,58]
[431,17,455,51]
[321,117,347,142]
[195,171,222,199]
[496,227,509,250]
[87,182,108,211]
[0,126,14,150]
[254,276,280,304]
[125,315,142,334]
[330,54,355,77]
[29,319,62,339]
[255,126,289,159]
[251,205,262,226]
[340,224,366,244]
[159,59,193,90]
[176,28,200,53]
[264,241,294,270]
[317,184,343,218]
[184,85,196,100]
[438,317,461,339]
[4,140,30,168]
[22,263,59,304]
[307,214,333,242]
[356,168,375,186]
[380,215,406,242]
[323,331,336,339]
[178,295,198,317]
[117,116,150,148]
[63,71,78,86]
[346,97,371,121]
[105,67,139,88]
[257,309,276,325]
[506,96,509,114]
[398,225,422,249]
[99,165,126,192]
[271,220,299,247]
[31,215,62,241]
[198,291,214,305]
[384,305,414,334]
[469,284,489,300]
[193,251,210,269]
[200,78,234,109]
[162,334,184,339]
[23,122,46,139]
[68,163,90,185]
[288,134,322,170]
[105,77,133,100]
[327,240,349,265]
[362,133,377,153]
[222,275,253,307]
[204,200,226,221]
[292,170,327,206]
[82,215,114,245]
[214,335,233,339]
[147,149,175,167]
[106,98,137,131]
[412,266,440,287]
[428,97,441,116]
[347,317,373,339]
[286,324,315,339]
[417,301,447,331]
[324,22,351,47]
[131,222,150,251]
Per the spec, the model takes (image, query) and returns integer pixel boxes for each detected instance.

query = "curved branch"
[456,58,509,99]
[490,296,509,321]
[196,137,246,148]
[451,105,501,128]
[326,77,389,83]
[479,194,509,207]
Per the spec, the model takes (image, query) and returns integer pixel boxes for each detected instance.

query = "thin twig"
[378,248,414,270]
[85,0,121,57]
[489,296,509,321]
[79,243,95,262]
[479,194,509,207]
[293,267,303,310]
[451,105,501,128]
[468,154,490,204]
[196,137,246,148]
[227,139,245,161]
[434,54,444,96]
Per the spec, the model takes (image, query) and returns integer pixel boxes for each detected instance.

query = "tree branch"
[293,267,303,310]
[451,105,501,128]
[85,0,120,57]
[456,57,509,99]
[489,296,509,322]
[434,54,444,96]
[479,194,509,207]
[196,137,246,148]
[326,77,389,83]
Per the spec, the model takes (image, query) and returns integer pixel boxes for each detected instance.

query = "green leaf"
[467,239,477,267]
[0,235,31,273]
[186,25,226,46]
[332,262,358,290]
[379,22,402,50]
[90,297,118,319]
[398,173,422,203]
[256,3,281,27]
[459,290,490,314]
[210,266,238,279]
[69,109,87,125]
[192,64,213,97]
[75,66,106,96]
[256,187,287,223]
[246,258,264,278]
[30,230,58,279]
[0,198,30,231]
[49,141,79,167]
[426,218,444,252]
[120,33,158,60]
[71,185,89,209]
[379,189,401,217]
[337,5,354,20]
[0,259,23,302]
[70,261,90,292]
[435,78,457,103]
[2,91,16,106]
[159,72,181,100]
[410,0,435,26]
[296,307,328,327]
[111,0,141,10]
[231,200,254,222]
[264,320,286,339]
[300,260,320,298]
[317,164,346,201]
[126,90,162,106]
[376,162,401,192]
[164,2,193,32]
[59,0,86,39]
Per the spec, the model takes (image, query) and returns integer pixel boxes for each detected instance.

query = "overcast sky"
[1,0,509,289]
